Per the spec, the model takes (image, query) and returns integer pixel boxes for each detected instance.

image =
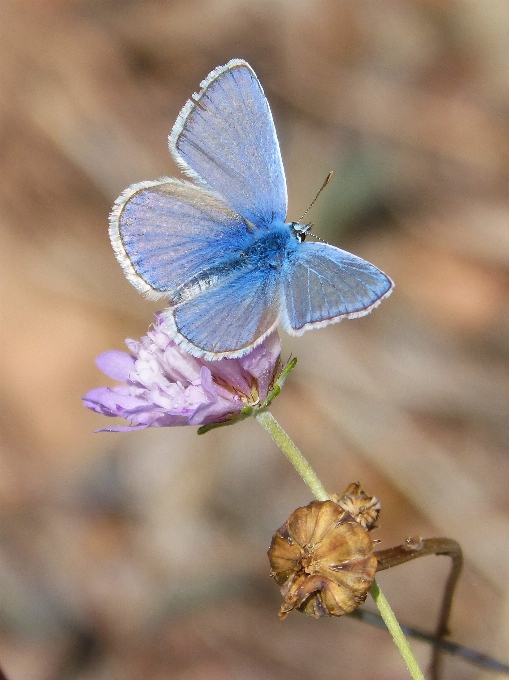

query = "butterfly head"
[291,222,313,244]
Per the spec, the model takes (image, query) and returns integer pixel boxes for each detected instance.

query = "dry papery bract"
[268,485,379,619]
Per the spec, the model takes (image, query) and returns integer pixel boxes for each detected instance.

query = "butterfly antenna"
[307,229,328,244]
[298,171,333,223]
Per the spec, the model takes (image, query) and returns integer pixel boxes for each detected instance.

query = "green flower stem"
[254,410,329,501]
[370,581,425,680]
[255,408,425,680]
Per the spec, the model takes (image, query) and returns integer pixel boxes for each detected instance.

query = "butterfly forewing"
[169,60,287,228]
[109,178,251,299]
[281,243,394,334]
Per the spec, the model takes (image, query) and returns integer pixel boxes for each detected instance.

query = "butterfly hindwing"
[169,59,287,228]
[281,243,394,334]
[163,265,282,359]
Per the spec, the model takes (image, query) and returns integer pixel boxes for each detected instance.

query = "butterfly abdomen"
[168,259,245,306]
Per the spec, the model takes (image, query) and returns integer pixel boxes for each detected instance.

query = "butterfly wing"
[163,266,282,360]
[109,178,251,300]
[169,59,287,227]
[280,243,394,334]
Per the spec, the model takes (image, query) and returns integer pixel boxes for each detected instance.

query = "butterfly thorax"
[168,222,298,307]
[242,221,298,269]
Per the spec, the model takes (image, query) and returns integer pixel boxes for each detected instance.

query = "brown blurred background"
[1,0,509,678]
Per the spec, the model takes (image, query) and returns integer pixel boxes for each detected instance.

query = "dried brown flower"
[268,498,378,619]
[332,482,381,530]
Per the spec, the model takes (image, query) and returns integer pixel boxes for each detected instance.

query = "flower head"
[83,316,282,431]
[268,496,378,619]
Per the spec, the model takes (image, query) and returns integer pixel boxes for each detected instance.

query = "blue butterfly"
[109,59,393,359]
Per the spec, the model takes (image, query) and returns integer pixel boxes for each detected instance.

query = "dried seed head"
[268,499,378,619]
[332,482,381,530]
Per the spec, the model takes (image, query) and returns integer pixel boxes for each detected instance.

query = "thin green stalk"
[255,407,425,680]
[371,580,425,680]
[254,410,328,501]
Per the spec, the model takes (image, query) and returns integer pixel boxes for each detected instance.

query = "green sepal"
[197,357,297,435]
[197,406,253,435]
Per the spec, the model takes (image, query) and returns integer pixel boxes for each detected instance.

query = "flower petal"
[95,350,136,381]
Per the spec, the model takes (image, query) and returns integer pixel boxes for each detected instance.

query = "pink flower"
[83,316,282,431]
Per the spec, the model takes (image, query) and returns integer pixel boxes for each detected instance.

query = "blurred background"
[1,0,509,678]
